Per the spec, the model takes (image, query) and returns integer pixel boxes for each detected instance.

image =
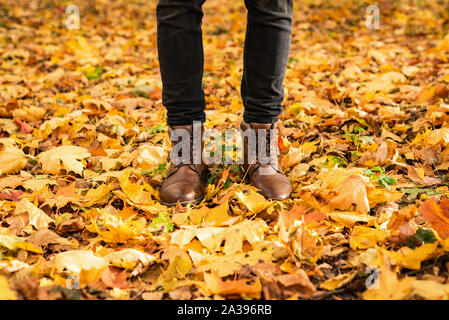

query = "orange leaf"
[280,205,325,230]
[329,175,370,214]
[88,140,107,156]
[101,266,129,289]
[419,199,449,238]
[204,272,261,298]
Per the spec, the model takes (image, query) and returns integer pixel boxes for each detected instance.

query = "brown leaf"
[27,228,73,248]
[101,266,129,289]
[275,270,316,298]
[56,217,85,234]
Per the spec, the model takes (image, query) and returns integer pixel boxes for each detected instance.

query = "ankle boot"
[160,123,208,207]
[240,120,292,200]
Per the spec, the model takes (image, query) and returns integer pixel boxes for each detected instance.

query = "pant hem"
[166,119,206,127]
[242,115,280,124]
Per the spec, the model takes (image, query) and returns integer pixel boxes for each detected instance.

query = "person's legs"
[157,0,207,126]
[240,0,293,200]
[157,0,208,206]
[241,0,293,124]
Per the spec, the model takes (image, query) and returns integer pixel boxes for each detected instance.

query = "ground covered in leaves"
[1,0,449,300]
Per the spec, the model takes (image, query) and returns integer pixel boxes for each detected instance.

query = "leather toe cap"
[251,173,292,200]
[160,181,202,205]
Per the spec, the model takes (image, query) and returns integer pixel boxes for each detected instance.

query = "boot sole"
[160,194,205,207]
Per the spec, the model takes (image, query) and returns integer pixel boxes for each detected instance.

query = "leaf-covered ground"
[1,0,449,300]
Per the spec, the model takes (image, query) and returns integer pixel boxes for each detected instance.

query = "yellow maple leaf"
[158,254,192,292]
[118,170,155,205]
[38,145,90,175]
[87,207,147,243]
[105,248,157,269]
[14,198,54,230]
[81,184,113,207]
[383,242,441,270]
[0,138,28,175]
[53,250,108,287]
[0,276,16,300]
[190,244,273,277]
[170,219,268,255]
[235,187,270,214]
[349,226,387,250]
[320,271,357,291]
[363,263,414,300]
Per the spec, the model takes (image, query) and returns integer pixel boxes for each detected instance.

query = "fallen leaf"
[53,250,108,286]
[329,175,371,214]
[38,145,91,175]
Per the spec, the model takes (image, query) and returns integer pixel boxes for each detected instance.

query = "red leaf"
[149,88,162,100]
[14,119,34,133]
[0,190,24,201]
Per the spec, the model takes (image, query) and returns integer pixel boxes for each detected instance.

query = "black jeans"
[156,0,293,126]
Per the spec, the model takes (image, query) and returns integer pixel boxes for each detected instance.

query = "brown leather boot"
[240,120,292,200]
[160,123,208,207]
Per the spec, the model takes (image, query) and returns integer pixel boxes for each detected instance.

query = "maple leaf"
[53,250,108,287]
[13,198,54,231]
[180,201,232,227]
[41,183,83,209]
[349,226,387,250]
[362,262,415,300]
[0,190,23,201]
[170,219,268,255]
[158,254,192,292]
[86,206,147,243]
[26,228,73,249]
[419,198,449,238]
[235,186,271,214]
[279,205,325,230]
[203,272,262,298]
[320,271,357,291]
[0,276,16,300]
[189,243,273,277]
[37,145,91,175]
[327,211,375,228]
[105,248,157,269]
[81,183,113,207]
[384,242,441,270]
[101,267,129,289]
[3,0,449,301]
[328,174,371,214]
[0,139,28,175]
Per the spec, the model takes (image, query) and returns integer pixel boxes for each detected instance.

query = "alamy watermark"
[66,5,80,30]
[365,266,380,289]
[169,121,279,175]
[66,273,80,289]
[366,5,380,30]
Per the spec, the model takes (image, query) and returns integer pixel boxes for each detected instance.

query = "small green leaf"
[383,176,396,185]
[406,228,436,249]
[84,66,103,80]
[415,228,437,244]
[223,179,232,189]
[149,211,173,233]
